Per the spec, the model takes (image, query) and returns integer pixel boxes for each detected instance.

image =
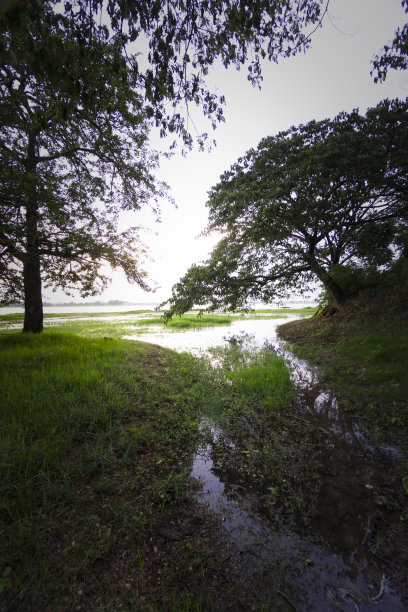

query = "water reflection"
[126,314,405,610]
[192,431,404,611]
[124,316,296,355]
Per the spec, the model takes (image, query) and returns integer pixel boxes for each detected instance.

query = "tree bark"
[306,255,346,308]
[320,272,346,307]
[23,132,43,333]
[23,250,43,333]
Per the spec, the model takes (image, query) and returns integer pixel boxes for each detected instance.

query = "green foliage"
[163,99,408,316]
[60,0,328,147]
[318,264,381,307]
[372,0,408,82]
[0,0,167,323]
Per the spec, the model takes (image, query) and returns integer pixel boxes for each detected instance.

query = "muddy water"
[128,316,406,610]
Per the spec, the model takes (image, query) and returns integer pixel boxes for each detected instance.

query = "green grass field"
[0,329,295,609]
[2,301,408,608]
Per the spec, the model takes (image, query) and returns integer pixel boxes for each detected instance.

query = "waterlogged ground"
[3,309,406,610]
[123,315,293,355]
[121,315,407,610]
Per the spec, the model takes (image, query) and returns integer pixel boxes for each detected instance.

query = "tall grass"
[228,351,292,410]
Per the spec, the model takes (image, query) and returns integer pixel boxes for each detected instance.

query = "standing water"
[126,314,406,609]
[127,315,406,610]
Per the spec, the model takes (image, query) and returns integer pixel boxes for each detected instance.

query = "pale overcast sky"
[46,0,408,304]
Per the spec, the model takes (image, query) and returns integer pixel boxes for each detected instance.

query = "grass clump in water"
[204,343,319,521]
[134,314,234,329]
[225,350,292,411]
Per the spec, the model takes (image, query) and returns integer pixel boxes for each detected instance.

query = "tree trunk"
[307,256,346,309]
[321,273,346,307]
[23,133,43,333]
[23,254,43,333]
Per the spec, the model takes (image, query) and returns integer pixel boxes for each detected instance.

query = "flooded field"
[2,309,406,609]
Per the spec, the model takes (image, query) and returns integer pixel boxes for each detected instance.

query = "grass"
[202,344,320,521]
[229,351,292,410]
[4,304,407,608]
[133,314,234,329]
[0,332,218,609]
[1,324,322,609]
[210,344,293,411]
[278,307,408,442]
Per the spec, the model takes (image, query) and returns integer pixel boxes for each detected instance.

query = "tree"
[372,0,408,83]
[1,0,331,332]
[66,0,330,147]
[0,1,166,332]
[163,99,408,316]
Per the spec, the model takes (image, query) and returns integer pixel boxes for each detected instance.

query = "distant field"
[0,306,316,324]
[0,309,156,321]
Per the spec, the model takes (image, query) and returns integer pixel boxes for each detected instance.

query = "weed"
[151,471,189,506]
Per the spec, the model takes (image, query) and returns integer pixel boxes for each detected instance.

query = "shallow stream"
[126,315,408,610]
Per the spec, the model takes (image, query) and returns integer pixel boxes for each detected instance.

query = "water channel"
[125,315,407,610]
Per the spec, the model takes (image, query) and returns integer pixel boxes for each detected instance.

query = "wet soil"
[188,335,408,610]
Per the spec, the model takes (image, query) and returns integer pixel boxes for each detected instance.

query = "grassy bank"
[278,304,408,448]
[0,331,302,610]
[0,333,214,609]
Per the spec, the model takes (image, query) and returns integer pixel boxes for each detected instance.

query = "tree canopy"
[163,99,408,316]
[372,0,408,83]
[0,0,332,332]
[66,0,330,146]
[1,0,407,331]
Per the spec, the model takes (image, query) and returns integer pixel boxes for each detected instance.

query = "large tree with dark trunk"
[0,1,167,332]
[163,99,408,316]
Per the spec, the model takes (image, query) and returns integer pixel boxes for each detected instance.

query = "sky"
[45,0,408,305]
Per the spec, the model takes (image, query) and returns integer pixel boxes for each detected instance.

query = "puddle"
[192,410,405,610]
[192,434,405,610]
